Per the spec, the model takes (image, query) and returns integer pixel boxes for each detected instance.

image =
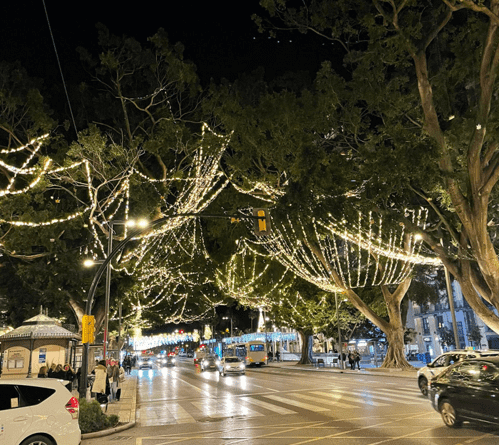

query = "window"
[422,318,430,335]
[0,385,20,411]
[437,316,444,329]
[249,344,265,352]
[449,361,481,382]
[17,385,55,406]
[432,355,448,367]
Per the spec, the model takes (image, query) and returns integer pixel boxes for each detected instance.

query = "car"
[219,356,246,376]
[0,378,81,445]
[417,349,499,396]
[160,355,176,367]
[137,357,154,369]
[186,351,194,358]
[200,355,220,372]
[428,356,499,428]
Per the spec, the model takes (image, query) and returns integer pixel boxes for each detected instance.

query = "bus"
[227,341,267,367]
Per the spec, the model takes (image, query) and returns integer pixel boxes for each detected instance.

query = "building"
[411,280,497,358]
[0,311,80,379]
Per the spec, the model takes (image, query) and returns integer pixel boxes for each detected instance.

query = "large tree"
[256,0,499,334]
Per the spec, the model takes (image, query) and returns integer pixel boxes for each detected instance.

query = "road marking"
[191,400,263,418]
[322,390,389,406]
[295,392,359,409]
[264,394,330,412]
[321,389,419,405]
[169,402,197,423]
[241,396,297,414]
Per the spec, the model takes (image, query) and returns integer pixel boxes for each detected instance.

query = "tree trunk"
[297,330,313,365]
[381,326,413,370]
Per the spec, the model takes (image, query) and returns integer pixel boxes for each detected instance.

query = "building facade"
[411,280,498,358]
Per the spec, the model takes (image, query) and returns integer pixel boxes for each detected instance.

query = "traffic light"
[82,315,95,344]
[253,208,271,236]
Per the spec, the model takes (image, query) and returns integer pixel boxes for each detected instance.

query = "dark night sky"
[1,1,333,87]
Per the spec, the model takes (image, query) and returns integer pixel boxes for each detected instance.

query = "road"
[83,357,499,444]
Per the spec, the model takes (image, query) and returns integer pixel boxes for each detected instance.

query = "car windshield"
[225,358,240,363]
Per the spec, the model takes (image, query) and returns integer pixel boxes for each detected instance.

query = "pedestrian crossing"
[137,385,426,426]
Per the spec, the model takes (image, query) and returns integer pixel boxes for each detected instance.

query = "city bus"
[227,341,267,366]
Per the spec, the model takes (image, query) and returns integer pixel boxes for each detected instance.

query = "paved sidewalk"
[81,374,137,439]
[265,359,423,379]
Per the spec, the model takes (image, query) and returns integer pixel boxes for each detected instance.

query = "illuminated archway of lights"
[215,242,288,310]
[1,125,230,325]
[130,332,195,351]
[240,209,441,293]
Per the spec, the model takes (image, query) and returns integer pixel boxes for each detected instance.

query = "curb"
[81,421,135,439]
[266,363,419,379]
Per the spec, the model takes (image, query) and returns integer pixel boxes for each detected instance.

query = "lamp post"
[83,218,148,364]
[223,316,233,338]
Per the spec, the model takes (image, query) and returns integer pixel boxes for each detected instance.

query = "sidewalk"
[265,359,424,379]
[81,374,137,440]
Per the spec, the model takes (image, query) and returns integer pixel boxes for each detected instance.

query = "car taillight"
[65,396,79,419]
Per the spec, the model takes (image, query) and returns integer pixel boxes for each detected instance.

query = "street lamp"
[223,316,233,338]
[83,218,148,363]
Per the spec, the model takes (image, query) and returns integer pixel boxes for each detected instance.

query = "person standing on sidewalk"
[354,349,361,370]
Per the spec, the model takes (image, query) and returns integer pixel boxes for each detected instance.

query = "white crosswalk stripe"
[294,392,360,408]
[240,396,297,414]
[169,402,197,423]
[310,391,389,407]
[264,394,330,412]
[319,390,420,405]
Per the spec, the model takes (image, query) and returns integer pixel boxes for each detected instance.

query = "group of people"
[348,350,361,370]
[37,363,77,391]
[91,360,125,404]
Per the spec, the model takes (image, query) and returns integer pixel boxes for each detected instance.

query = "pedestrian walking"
[354,349,361,370]
[92,360,110,404]
[124,356,132,374]
[110,362,120,402]
[348,352,355,370]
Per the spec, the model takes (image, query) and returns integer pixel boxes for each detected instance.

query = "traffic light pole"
[79,211,269,398]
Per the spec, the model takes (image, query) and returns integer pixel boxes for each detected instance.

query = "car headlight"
[216,361,221,366]
[171,358,175,363]
[161,359,166,363]
[138,361,143,366]
[239,363,245,369]
[203,360,208,365]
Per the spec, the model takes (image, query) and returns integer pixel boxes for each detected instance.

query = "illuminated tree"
[255,0,499,335]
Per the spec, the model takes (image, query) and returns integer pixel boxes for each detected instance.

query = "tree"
[255,0,499,335]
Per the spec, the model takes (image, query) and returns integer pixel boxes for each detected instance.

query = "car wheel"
[418,377,428,396]
[20,435,55,445]
[439,400,462,428]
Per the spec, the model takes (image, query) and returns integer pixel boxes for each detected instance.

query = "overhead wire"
[42,0,78,138]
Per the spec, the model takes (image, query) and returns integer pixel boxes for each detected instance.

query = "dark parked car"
[200,355,219,372]
[429,356,499,428]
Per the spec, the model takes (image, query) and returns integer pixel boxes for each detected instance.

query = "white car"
[0,378,81,445]
[417,349,499,396]
[219,356,245,376]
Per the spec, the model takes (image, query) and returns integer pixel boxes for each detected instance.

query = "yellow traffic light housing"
[253,208,271,236]
[82,315,95,344]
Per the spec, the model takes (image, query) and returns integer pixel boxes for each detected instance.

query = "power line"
[42,0,78,138]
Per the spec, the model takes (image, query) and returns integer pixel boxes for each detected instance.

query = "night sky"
[1,1,333,87]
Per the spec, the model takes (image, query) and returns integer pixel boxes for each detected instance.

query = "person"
[52,364,66,379]
[124,356,132,375]
[47,363,57,378]
[110,362,120,402]
[276,349,280,362]
[37,366,48,378]
[268,350,273,362]
[348,352,355,370]
[91,360,110,402]
[64,363,76,391]
[354,349,361,370]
